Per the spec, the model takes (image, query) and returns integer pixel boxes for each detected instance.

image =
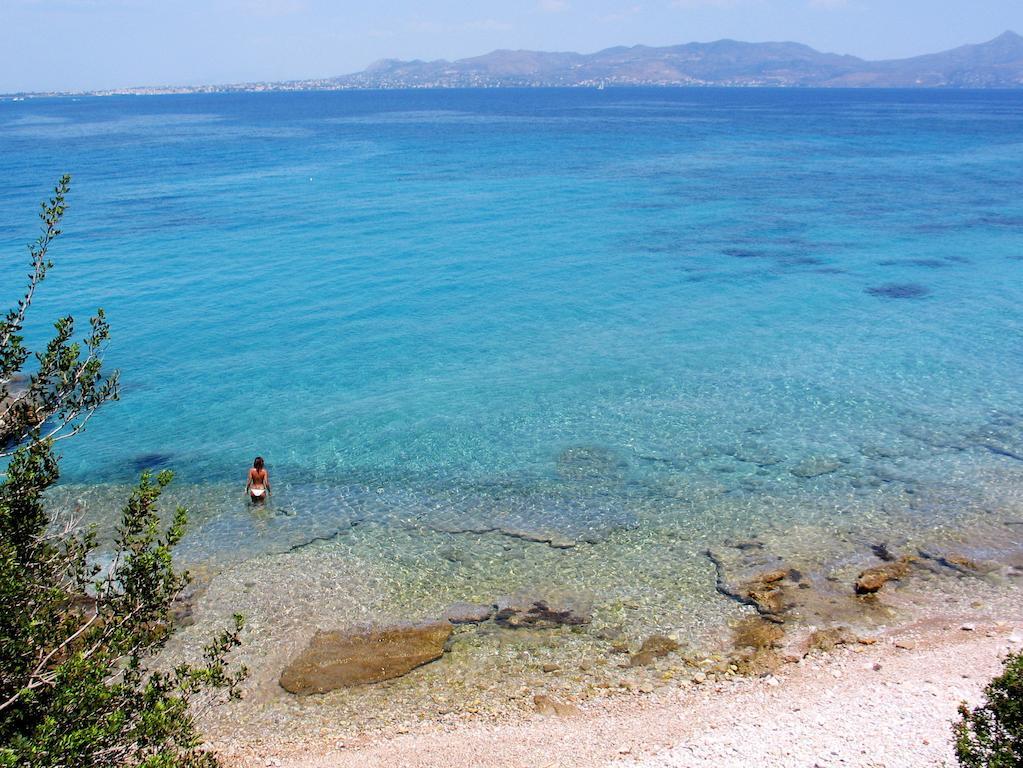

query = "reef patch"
[865,283,931,299]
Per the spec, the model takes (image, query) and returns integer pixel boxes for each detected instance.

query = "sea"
[1,88,1022,729]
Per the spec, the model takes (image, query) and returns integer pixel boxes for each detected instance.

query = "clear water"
[0,88,1019,482]
[2,88,1023,630]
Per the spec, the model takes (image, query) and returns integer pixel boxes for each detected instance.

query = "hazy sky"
[3,0,1023,92]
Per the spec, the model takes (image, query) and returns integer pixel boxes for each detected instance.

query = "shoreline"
[150,492,1023,765]
[218,613,1022,768]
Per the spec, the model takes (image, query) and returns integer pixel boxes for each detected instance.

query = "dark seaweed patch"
[865,283,931,299]
[621,201,676,210]
[131,452,175,472]
[634,243,680,253]
[877,258,951,269]
[780,256,825,266]
[722,248,768,259]
[913,221,966,233]
[974,214,1023,228]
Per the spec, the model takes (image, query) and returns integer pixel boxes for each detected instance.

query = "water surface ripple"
[2,89,1022,643]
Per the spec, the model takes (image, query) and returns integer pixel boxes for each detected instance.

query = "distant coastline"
[4,30,1023,99]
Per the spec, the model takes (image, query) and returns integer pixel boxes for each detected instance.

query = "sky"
[2,0,1023,92]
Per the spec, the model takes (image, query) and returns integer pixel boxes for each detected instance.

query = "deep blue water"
[3,88,1023,558]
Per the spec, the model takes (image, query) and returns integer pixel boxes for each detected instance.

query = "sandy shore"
[220,614,1021,768]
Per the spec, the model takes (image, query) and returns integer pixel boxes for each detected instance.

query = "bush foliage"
[954,650,1023,768]
[0,178,245,767]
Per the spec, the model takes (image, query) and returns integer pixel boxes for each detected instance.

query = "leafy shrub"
[954,650,1023,768]
[0,178,245,767]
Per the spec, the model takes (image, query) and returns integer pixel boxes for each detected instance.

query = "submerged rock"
[438,546,470,564]
[732,616,785,650]
[871,542,898,562]
[169,580,208,629]
[790,457,844,479]
[966,423,1023,462]
[859,444,901,460]
[556,445,628,482]
[848,475,884,490]
[422,486,636,548]
[442,602,494,624]
[596,625,626,643]
[737,568,800,616]
[533,694,581,717]
[855,556,916,595]
[917,549,994,576]
[494,593,592,629]
[743,580,786,615]
[757,569,788,584]
[726,442,783,467]
[706,550,795,618]
[808,626,860,652]
[727,538,765,552]
[279,621,452,694]
[735,649,784,676]
[629,635,680,667]
[945,555,981,571]
[899,423,968,451]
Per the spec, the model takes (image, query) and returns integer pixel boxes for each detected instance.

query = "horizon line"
[2,29,1019,99]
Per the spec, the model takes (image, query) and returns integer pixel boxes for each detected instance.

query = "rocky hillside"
[335,31,1023,88]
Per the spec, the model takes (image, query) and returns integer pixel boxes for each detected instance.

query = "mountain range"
[9,32,1023,97]
[333,31,1023,89]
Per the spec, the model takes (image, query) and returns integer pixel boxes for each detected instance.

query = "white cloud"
[539,0,569,11]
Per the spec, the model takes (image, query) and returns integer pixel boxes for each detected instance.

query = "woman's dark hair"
[253,456,264,470]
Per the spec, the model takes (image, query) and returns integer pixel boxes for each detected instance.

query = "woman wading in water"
[246,456,270,503]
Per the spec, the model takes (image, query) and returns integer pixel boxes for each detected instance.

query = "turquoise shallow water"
[6,89,1023,733]
[2,87,1023,565]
